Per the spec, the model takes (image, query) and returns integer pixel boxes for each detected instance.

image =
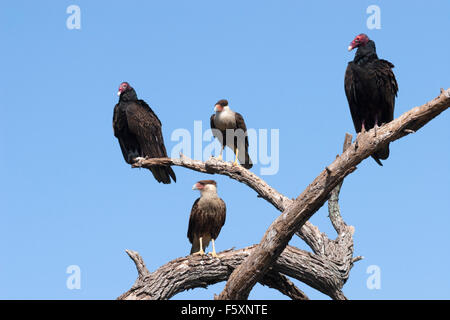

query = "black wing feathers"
[113,103,141,164]
[344,56,398,165]
[114,99,176,183]
[234,112,252,169]
[345,60,397,131]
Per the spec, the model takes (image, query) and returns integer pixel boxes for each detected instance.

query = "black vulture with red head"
[345,34,398,166]
[113,82,176,183]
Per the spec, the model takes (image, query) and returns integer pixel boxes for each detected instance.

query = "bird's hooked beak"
[348,39,359,51]
[192,183,199,190]
[348,39,360,51]
[117,90,122,96]
[348,41,358,51]
[214,105,224,112]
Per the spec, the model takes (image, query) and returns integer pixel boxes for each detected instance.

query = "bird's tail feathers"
[190,240,200,255]
[238,149,253,169]
[167,166,177,182]
[150,165,176,184]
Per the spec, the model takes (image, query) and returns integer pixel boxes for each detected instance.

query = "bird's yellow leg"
[215,147,224,161]
[210,239,218,258]
[232,148,239,166]
[193,237,205,255]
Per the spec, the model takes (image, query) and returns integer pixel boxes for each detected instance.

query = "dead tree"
[118,88,450,300]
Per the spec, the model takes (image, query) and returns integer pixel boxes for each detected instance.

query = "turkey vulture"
[188,180,226,257]
[210,99,253,169]
[344,34,398,166]
[113,82,176,183]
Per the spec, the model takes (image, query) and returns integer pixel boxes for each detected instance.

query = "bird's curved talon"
[192,250,205,256]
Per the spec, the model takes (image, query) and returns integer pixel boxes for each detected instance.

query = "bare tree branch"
[133,155,291,212]
[125,89,449,300]
[120,132,359,300]
[296,132,354,256]
[217,88,450,299]
[125,249,150,278]
[130,145,357,299]
[118,245,348,300]
[133,145,342,254]
[258,272,309,300]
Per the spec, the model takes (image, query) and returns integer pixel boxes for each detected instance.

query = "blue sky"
[1,1,449,300]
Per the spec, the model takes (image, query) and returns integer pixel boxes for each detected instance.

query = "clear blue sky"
[1,1,449,300]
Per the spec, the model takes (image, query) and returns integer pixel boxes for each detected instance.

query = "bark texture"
[118,245,350,300]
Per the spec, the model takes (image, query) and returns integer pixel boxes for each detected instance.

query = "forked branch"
[126,88,450,300]
[217,88,450,299]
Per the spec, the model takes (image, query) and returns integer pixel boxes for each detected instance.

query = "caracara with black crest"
[345,34,398,166]
[188,180,226,257]
[210,99,253,169]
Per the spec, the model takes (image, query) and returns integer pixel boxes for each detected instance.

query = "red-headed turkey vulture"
[188,180,226,257]
[210,99,253,169]
[113,82,176,183]
[345,34,398,166]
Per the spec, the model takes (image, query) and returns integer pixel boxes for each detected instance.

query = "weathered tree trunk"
[120,88,449,300]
